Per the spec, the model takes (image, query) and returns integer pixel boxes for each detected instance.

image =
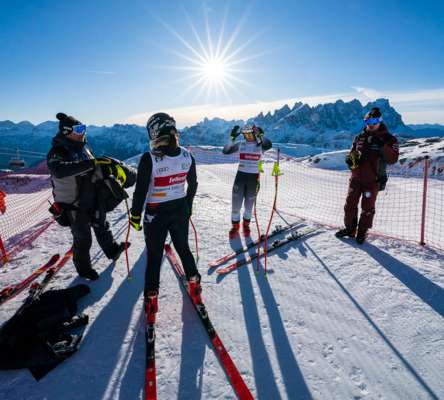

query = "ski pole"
[253,174,261,274]
[190,218,199,264]
[0,234,9,266]
[263,147,282,276]
[274,208,292,228]
[124,198,132,280]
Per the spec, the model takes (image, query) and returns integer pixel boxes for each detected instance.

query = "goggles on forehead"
[71,124,87,135]
[365,117,382,126]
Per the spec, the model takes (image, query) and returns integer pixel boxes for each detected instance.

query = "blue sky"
[0,0,443,126]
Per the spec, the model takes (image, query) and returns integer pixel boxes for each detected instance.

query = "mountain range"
[1,98,443,169]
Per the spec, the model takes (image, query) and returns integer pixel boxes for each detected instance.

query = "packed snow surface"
[0,160,443,400]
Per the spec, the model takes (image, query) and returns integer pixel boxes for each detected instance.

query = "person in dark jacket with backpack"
[336,107,399,244]
[47,113,130,280]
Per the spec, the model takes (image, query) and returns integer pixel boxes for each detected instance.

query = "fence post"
[0,234,8,265]
[420,157,430,246]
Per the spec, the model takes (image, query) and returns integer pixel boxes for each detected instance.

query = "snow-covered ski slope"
[0,156,443,400]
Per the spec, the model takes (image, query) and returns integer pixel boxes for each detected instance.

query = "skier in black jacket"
[129,112,200,324]
[47,113,129,280]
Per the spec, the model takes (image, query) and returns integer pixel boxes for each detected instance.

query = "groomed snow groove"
[0,161,443,400]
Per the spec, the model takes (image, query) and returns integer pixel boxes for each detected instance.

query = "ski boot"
[111,242,131,261]
[78,268,99,281]
[335,227,356,239]
[145,290,158,324]
[242,219,251,238]
[356,231,367,245]
[187,274,202,305]
[229,222,240,239]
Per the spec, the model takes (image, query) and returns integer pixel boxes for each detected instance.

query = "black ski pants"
[231,171,259,223]
[68,209,118,274]
[143,199,198,294]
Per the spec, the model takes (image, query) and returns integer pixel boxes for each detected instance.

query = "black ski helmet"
[146,112,176,140]
[364,107,382,120]
[56,112,82,136]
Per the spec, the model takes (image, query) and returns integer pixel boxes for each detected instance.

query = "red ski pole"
[253,174,261,274]
[190,218,199,264]
[0,234,8,265]
[263,148,282,276]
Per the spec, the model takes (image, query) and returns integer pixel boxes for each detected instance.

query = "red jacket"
[349,123,399,183]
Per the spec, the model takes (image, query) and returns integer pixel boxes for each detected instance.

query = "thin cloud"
[125,87,444,127]
[86,70,116,75]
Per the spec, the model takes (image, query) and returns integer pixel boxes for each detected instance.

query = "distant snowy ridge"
[1,98,443,169]
[181,98,415,149]
[301,137,444,176]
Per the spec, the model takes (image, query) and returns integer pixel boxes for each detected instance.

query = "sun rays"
[157,5,266,103]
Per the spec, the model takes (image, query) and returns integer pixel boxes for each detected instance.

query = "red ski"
[208,222,300,268]
[0,253,60,306]
[217,227,319,275]
[28,248,73,298]
[165,244,253,400]
[144,319,156,400]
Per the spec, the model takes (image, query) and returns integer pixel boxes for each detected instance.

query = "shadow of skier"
[252,238,313,400]
[360,242,444,319]
[234,235,282,400]
[305,242,440,400]
[177,279,206,400]
[37,250,147,400]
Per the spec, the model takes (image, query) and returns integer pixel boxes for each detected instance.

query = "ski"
[0,253,60,306]
[25,248,73,303]
[208,222,301,268]
[165,244,253,400]
[144,309,156,400]
[217,227,319,275]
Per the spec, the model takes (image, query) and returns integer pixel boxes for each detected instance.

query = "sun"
[201,58,227,84]
[158,8,266,102]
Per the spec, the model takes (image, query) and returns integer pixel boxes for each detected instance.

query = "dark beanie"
[364,107,382,120]
[56,112,82,135]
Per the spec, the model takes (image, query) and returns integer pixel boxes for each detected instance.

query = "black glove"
[255,126,264,138]
[230,125,241,141]
[346,151,361,170]
[369,135,385,147]
[345,155,353,169]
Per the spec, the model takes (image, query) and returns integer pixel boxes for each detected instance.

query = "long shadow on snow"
[230,235,282,400]
[305,242,440,400]
[121,251,206,400]
[41,250,146,400]
[251,236,314,400]
[117,311,145,400]
[177,275,206,400]
[360,242,444,319]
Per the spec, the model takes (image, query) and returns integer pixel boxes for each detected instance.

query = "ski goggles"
[71,124,87,135]
[364,117,382,126]
[242,129,255,141]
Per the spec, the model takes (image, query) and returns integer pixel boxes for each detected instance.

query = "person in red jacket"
[336,107,399,244]
[0,190,6,214]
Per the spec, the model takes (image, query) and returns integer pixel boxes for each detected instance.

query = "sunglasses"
[365,117,382,126]
[72,124,87,135]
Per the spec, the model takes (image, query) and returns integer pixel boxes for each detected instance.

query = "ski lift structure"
[8,149,26,169]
